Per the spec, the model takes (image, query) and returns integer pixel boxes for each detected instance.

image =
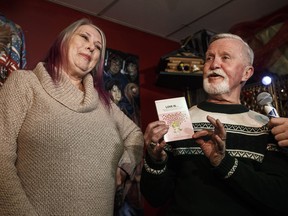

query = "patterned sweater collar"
[33,62,99,113]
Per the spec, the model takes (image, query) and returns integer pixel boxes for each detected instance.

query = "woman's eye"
[80,34,88,40]
[95,44,102,50]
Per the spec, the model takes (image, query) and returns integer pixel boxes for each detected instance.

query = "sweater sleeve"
[111,103,144,178]
[0,71,38,215]
[140,149,176,207]
[213,145,288,214]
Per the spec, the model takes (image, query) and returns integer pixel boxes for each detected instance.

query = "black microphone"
[256,92,279,118]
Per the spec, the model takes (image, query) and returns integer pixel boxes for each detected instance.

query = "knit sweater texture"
[0,62,144,215]
[141,101,288,216]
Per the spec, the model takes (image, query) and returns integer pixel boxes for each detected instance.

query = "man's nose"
[210,58,221,69]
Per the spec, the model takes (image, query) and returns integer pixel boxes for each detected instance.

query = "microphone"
[256,92,279,118]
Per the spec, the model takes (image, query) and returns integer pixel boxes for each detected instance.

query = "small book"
[155,97,194,142]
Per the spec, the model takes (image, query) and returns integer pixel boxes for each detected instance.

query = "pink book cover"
[155,97,194,142]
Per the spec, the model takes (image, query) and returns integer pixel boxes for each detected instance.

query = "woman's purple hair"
[43,18,111,108]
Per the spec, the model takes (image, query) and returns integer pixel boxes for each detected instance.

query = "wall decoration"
[104,48,143,216]
[104,48,140,126]
[0,14,26,87]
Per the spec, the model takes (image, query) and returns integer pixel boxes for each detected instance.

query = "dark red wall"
[1,0,183,132]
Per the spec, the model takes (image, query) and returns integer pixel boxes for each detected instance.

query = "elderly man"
[140,33,288,216]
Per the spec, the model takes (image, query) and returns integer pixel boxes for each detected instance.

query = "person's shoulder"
[248,109,269,124]
[0,69,37,96]
[7,68,34,81]
[4,66,41,91]
[189,103,201,112]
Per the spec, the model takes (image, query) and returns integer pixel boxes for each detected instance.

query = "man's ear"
[242,66,254,82]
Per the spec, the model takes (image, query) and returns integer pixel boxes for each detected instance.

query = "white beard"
[203,69,230,95]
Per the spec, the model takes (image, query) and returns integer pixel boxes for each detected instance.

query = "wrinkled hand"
[144,121,169,161]
[192,115,226,167]
[269,117,288,147]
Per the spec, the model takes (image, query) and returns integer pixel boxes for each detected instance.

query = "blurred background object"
[0,14,26,86]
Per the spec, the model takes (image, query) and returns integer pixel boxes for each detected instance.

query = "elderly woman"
[0,18,143,215]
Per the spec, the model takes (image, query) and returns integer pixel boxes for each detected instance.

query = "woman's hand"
[144,121,169,161]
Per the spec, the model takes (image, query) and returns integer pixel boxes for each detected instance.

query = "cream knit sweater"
[0,62,144,215]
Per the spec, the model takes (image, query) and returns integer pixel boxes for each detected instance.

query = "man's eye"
[205,56,212,61]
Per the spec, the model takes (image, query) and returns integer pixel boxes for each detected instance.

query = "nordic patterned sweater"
[141,101,288,216]
[0,62,144,215]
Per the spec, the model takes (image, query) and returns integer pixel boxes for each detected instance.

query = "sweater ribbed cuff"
[145,151,167,170]
[213,154,238,179]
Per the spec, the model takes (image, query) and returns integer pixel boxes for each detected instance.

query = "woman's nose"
[87,43,95,52]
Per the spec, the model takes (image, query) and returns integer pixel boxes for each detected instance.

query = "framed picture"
[103,48,141,126]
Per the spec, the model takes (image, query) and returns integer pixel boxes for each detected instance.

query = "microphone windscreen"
[256,92,273,106]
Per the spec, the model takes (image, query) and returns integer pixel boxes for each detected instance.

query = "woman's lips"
[79,53,91,61]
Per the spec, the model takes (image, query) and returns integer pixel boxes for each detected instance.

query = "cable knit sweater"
[0,62,144,215]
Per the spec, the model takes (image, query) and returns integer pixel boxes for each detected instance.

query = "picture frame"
[103,48,141,126]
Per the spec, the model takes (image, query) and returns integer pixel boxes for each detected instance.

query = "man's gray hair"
[209,33,254,65]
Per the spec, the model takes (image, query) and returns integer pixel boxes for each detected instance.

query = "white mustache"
[206,69,227,78]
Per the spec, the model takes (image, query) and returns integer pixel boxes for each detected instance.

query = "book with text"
[155,97,194,142]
